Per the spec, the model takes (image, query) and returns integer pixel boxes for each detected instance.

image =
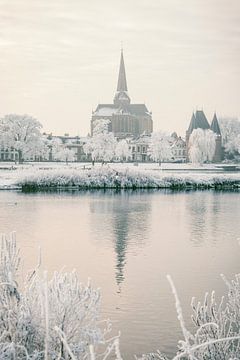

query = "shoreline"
[0,166,240,191]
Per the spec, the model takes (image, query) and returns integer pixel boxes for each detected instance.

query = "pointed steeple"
[187,112,197,133]
[211,113,221,135]
[114,49,130,106]
[117,49,128,91]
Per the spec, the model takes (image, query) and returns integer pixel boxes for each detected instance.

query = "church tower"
[91,50,153,138]
[113,50,131,107]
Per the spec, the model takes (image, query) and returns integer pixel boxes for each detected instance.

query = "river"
[0,189,240,358]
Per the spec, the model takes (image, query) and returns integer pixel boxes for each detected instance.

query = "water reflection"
[113,205,129,287]
[1,189,240,358]
[186,191,209,246]
[186,190,240,246]
[89,191,151,288]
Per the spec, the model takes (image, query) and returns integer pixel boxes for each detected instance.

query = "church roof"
[130,104,150,115]
[93,105,118,116]
[211,113,221,135]
[93,103,150,117]
[187,110,210,133]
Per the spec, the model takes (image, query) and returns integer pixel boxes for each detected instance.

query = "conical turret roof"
[211,113,221,135]
[187,110,210,134]
[187,113,197,133]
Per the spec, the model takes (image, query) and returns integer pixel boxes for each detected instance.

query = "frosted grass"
[14,166,240,190]
[0,233,120,359]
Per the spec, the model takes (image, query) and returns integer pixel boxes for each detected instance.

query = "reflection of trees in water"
[89,190,151,289]
[186,192,208,245]
[186,191,238,246]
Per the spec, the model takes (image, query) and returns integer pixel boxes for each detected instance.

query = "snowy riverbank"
[0,164,240,190]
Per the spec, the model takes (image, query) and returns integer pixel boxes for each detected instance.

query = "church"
[91,50,153,139]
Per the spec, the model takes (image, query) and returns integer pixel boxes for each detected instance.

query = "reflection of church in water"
[89,192,151,290]
[112,193,151,289]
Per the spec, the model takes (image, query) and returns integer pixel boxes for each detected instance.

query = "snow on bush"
[15,166,240,190]
[138,274,240,360]
[0,233,121,359]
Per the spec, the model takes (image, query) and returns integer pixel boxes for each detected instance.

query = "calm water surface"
[0,190,240,358]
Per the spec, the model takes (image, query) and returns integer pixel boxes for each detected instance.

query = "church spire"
[117,49,128,92]
[114,49,130,106]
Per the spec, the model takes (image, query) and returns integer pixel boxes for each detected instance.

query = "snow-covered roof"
[93,103,151,117]
[93,106,119,116]
[129,134,151,144]
[44,134,87,145]
[171,137,186,148]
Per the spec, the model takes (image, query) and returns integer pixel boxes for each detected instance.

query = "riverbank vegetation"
[1,233,240,359]
[140,273,240,360]
[0,233,121,359]
[15,167,240,191]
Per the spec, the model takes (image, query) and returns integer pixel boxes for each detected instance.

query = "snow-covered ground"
[1,162,240,190]
[0,161,237,172]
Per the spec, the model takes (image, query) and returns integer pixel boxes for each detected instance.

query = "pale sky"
[0,0,240,136]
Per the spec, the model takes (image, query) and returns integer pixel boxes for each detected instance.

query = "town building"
[44,134,90,162]
[0,134,90,162]
[91,50,153,139]
[186,110,222,162]
[128,134,151,162]
[170,132,187,162]
[126,132,187,163]
[0,148,19,162]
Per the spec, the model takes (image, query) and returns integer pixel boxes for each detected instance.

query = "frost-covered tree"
[83,119,117,164]
[51,138,75,163]
[219,118,240,158]
[25,136,50,161]
[189,128,216,164]
[148,132,172,165]
[115,139,131,162]
[55,147,75,163]
[0,114,44,163]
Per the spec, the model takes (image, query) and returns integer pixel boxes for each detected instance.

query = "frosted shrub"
[16,166,240,190]
[139,275,240,360]
[0,233,121,359]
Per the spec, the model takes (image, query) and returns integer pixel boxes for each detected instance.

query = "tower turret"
[211,113,222,162]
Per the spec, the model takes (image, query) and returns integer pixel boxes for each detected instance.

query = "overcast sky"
[0,0,240,136]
